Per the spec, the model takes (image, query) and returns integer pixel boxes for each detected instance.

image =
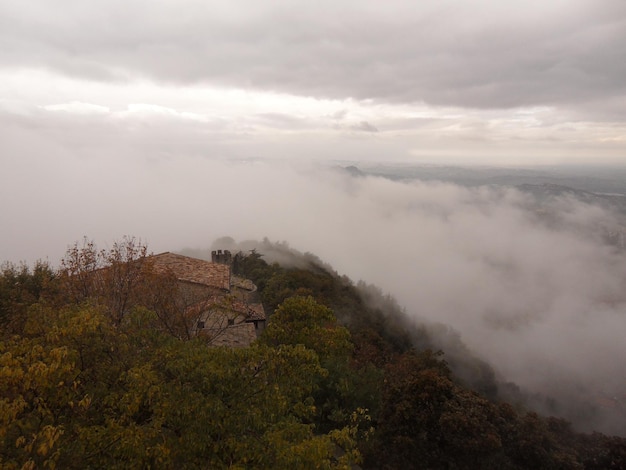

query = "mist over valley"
[4,154,625,435]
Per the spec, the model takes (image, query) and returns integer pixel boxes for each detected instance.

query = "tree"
[259,295,375,438]
[260,296,352,362]
[0,261,56,336]
[0,303,360,469]
[366,350,454,469]
[58,237,150,325]
[57,238,240,341]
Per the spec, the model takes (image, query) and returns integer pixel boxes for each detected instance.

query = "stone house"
[150,251,266,347]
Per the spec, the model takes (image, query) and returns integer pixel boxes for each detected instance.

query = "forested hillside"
[1,238,625,469]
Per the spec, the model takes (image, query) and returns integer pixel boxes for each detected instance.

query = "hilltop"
[3,238,626,468]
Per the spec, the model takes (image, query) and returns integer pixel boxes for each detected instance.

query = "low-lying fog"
[2,148,626,435]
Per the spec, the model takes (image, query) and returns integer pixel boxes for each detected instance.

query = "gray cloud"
[253,112,312,130]
[351,121,378,132]
[1,1,625,112]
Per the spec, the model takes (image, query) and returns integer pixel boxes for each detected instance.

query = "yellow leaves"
[77,395,92,411]
[9,425,64,469]
[324,409,370,468]
[0,397,27,443]
[43,305,109,345]
[1,345,71,394]
[68,394,92,413]
[262,296,353,362]
[266,425,337,469]
[0,309,91,468]
[1,349,25,381]
[1,339,76,451]
[35,425,64,457]
[117,364,162,421]
[292,399,316,419]
[1,298,359,468]
[20,459,35,470]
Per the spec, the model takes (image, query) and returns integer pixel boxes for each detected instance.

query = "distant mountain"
[515,183,626,250]
[344,163,626,196]
[516,183,626,214]
[341,164,626,250]
[338,165,366,177]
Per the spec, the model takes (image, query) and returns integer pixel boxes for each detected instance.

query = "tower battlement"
[211,249,233,265]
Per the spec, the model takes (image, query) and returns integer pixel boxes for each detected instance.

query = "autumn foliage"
[1,239,625,469]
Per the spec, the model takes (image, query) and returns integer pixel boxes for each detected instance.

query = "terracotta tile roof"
[229,299,265,321]
[228,300,266,321]
[244,303,266,321]
[150,252,230,291]
[231,276,257,292]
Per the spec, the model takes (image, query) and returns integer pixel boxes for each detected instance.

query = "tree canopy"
[1,239,625,469]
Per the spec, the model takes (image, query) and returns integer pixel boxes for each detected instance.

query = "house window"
[228,318,235,326]
[197,321,205,329]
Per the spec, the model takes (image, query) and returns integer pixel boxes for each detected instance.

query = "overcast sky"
[1,0,626,167]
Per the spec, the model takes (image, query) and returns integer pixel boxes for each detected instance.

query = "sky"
[2,1,626,433]
[1,0,626,168]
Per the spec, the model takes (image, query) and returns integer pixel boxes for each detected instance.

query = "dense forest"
[1,238,626,469]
